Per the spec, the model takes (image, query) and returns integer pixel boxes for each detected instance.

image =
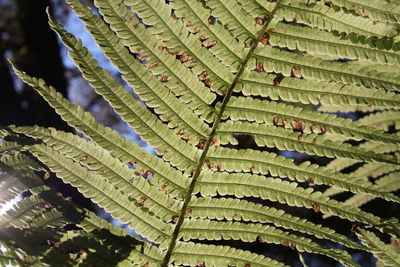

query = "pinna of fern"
[0,0,400,266]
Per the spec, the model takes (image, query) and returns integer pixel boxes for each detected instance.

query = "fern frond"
[266,18,400,65]
[251,46,400,91]
[326,0,400,24]
[217,121,397,164]
[70,0,217,120]
[225,96,400,144]
[207,147,400,203]
[123,0,236,93]
[171,241,288,267]
[195,170,382,227]
[358,111,400,131]
[28,144,173,244]
[354,228,400,266]
[180,219,358,267]
[189,197,365,251]
[10,125,182,220]
[277,1,399,38]
[344,172,400,208]
[10,69,189,197]
[47,17,203,170]
[3,0,400,265]
[239,70,400,107]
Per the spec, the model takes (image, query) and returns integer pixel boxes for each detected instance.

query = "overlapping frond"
[2,0,400,266]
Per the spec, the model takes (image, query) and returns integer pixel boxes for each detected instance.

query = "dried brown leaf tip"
[291,66,302,78]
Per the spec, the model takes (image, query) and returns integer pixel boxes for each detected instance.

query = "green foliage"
[1,0,399,266]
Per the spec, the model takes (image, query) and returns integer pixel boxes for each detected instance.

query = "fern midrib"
[160,3,282,265]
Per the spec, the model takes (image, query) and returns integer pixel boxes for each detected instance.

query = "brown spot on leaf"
[260,32,270,45]
[182,135,190,141]
[33,86,40,91]
[312,204,321,213]
[44,171,50,180]
[171,11,178,20]
[291,66,302,78]
[291,120,305,132]
[290,243,297,251]
[188,61,197,69]
[197,139,207,149]
[172,215,179,224]
[204,40,218,48]
[203,78,212,87]
[176,129,185,135]
[256,61,265,72]
[198,71,208,81]
[255,16,266,25]
[273,115,284,127]
[208,16,216,25]
[306,178,314,185]
[79,155,89,161]
[273,74,284,86]
[179,53,189,62]
[160,76,169,82]
[198,35,208,41]
[320,125,327,134]
[148,61,159,69]
[171,122,180,129]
